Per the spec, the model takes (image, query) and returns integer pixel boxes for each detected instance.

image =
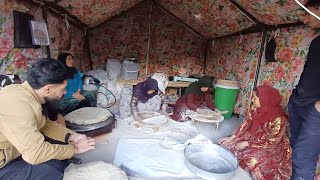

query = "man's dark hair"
[27,58,69,89]
[305,0,320,8]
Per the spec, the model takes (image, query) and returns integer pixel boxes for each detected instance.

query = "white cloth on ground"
[113,134,212,179]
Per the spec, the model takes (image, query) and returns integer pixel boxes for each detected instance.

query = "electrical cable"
[98,85,117,108]
[89,83,117,108]
[294,0,320,21]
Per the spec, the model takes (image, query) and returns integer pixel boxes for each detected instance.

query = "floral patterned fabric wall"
[0,0,47,80]
[0,0,88,80]
[88,3,149,70]
[47,12,89,71]
[147,4,206,76]
[89,3,207,76]
[206,33,263,115]
[257,26,319,108]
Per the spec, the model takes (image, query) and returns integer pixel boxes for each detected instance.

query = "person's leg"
[288,98,304,147]
[30,159,66,180]
[291,103,320,180]
[82,90,95,107]
[172,109,183,121]
[172,104,189,122]
[59,98,81,115]
[119,87,133,119]
[0,158,66,180]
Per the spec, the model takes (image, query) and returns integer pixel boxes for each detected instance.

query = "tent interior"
[1,0,313,115]
[0,0,320,179]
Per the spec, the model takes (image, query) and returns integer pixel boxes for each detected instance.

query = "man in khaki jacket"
[0,59,95,179]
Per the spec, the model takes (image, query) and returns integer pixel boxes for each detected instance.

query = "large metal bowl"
[184,144,238,180]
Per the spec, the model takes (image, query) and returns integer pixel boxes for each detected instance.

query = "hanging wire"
[64,14,70,30]
[89,83,117,108]
[274,25,281,38]
[294,0,320,21]
[239,33,243,44]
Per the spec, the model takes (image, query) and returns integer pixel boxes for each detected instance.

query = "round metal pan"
[66,114,115,132]
[184,143,238,180]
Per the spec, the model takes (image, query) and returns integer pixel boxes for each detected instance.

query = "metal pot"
[83,76,93,86]
[184,143,238,180]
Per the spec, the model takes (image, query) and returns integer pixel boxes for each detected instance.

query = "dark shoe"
[65,157,82,165]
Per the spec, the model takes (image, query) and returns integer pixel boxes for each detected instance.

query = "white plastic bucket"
[120,60,139,80]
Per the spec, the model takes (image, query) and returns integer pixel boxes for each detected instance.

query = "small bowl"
[184,144,238,180]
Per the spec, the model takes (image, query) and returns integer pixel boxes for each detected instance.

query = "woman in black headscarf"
[131,78,168,121]
[57,53,94,115]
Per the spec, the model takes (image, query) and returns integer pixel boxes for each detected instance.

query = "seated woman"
[219,85,291,180]
[172,76,215,122]
[119,78,168,119]
[131,78,168,121]
[58,53,95,115]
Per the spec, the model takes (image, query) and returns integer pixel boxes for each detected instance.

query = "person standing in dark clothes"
[289,1,320,179]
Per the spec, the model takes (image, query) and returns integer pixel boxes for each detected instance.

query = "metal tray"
[66,114,115,132]
[184,144,238,180]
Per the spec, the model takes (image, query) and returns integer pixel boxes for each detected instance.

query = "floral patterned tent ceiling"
[41,0,305,38]
[57,0,144,27]
[156,0,255,39]
[234,0,305,25]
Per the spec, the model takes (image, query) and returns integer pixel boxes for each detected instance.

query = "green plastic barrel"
[214,84,240,119]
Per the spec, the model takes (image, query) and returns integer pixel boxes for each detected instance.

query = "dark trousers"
[0,157,66,180]
[289,97,320,180]
[0,136,71,180]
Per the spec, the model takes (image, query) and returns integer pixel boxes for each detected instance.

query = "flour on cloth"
[64,107,112,125]
[63,161,128,180]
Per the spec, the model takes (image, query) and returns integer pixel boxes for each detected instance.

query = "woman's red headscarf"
[249,85,287,134]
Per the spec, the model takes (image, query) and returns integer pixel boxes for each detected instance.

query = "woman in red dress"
[219,85,292,180]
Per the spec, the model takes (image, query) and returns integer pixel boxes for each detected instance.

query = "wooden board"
[118,78,191,88]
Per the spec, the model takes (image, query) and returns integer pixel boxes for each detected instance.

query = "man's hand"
[72,92,85,101]
[56,114,66,127]
[69,133,87,144]
[235,141,249,151]
[73,137,96,154]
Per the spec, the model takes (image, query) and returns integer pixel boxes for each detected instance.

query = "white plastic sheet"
[113,138,198,178]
